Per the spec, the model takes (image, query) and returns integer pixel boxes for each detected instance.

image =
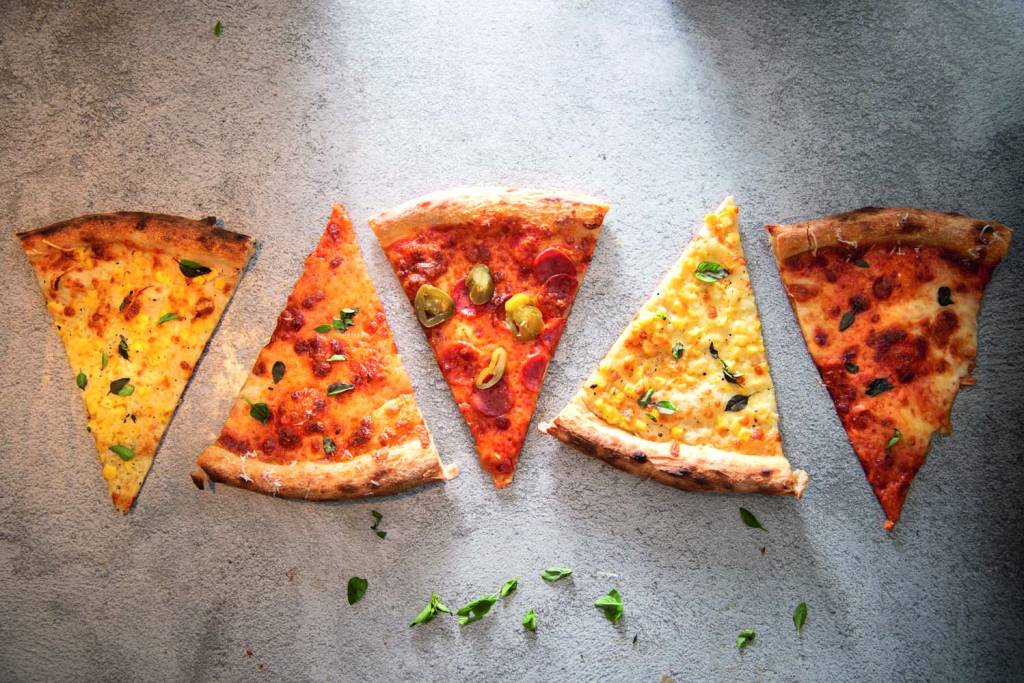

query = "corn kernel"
[102,463,118,480]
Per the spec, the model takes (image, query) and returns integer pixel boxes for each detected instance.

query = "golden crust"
[368,187,609,247]
[16,211,255,271]
[766,207,1012,266]
[197,439,458,500]
[540,396,808,497]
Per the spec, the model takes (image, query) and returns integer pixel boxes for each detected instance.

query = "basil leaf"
[272,361,285,384]
[541,566,573,582]
[118,335,130,360]
[793,602,808,633]
[213,20,223,36]
[157,312,179,325]
[347,576,368,605]
[101,351,108,370]
[736,628,756,649]
[885,428,903,453]
[708,341,719,359]
[844,361,859,374]
[854,258,869,268]
[332,307,358,332]
[695,261,729,282]
[637,388,654,408]
[499,578,518,598]
[594,588,623,624]
[376,530,387,540]
[314,324,333,333]
[243,398,270,423]
[839,310,856,331]
[655,400,676,415]
[725,394,748,412]
[457,594,498,626]
[109,377,133,396]
[327,382,355,396]
[740,507,766,531]
[118,290,132,312]
[646,411,659,422]
[409,592,450,627]
[323,436,337,455]
[178,258,211,278]
[109,444,134,461]
[938,286,953,307]
[76,371,87,390]
[327,354,347,362]
[722,366,743,384]
[370,510,386,539]
[655,312,668,321]
[522,608,537,632]
[866,378,894,396]
[672,342,684,360]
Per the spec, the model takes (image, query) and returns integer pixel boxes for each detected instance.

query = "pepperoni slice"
[520,353,550,392]
[450,277,485,317]
[440,341,483,385]
[537,273,579,318]
[533,247,576,282]
[469,380,512,416]
[539,317,566,351]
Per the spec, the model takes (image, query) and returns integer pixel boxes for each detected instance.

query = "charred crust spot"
[631,452,648,464]
[929,309,960,347]
[180,360,191,371]
[194,296,215,319]
[670,466,691,478]
[872,274,895,300]
[253,361,266,376]
[897,214,925,233]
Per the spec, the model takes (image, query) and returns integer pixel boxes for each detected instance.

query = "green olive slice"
[466,264,495,305]
[414,284,454,327]
[475,346,507,389]
[507,303,543,342]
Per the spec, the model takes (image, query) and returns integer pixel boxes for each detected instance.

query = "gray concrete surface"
[2,1,1023,681]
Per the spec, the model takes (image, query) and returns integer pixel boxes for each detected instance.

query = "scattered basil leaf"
[793,602,808,633]
[370,510,386,539]
[101,351,108,370]
[844,362,859,374]
[725,394,748,412]
[522,608,537,632]
[740,507,766,531]
[736,628,756,649]
[272,361,285,384]
[346,576,368,605]
[654,400,676,415]
[314,324,333,333]
[213,20,223,36]
[695,261,729,283]
[376,530,387,540]
[118,290,132,312]
[118,335,130,360]
[157,312,179,325]
[839,310,856,331]
[243,398,270,423]
[178,258,211,278]
[866,377,894,396]
[672,342,684,360]
[655,312,668,321]
[709,341,719,359]
[938,286,953,307]
[646,411,659,422]
[109,377,133,396]
[109,444,134,461]
[722,366,743,384]
[327,382,355,396]
[499,578,518,598]
[457,595,498,626]
[594,588,624,624]
[409,592,450,627]
[637,388,654,408]
[541,567,573,582]
[885,428,903,453]
[332,307,358,332]
[854,259,869,268]
[323,436,337,455]
[76,371,87,390]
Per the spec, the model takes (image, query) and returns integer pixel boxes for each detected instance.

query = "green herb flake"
[671,342,684,360]
[793,602,808,633]
[347,576,368,605]
[213,20,224,36]
[839,310,856,331]
[109,444,134,461]
[109,378,134,396]
[722,365,743,385]
[272,361,285,384]
[76,371,88,390]
[854,258,869,268]
[327,354,347,362]
[709,341,719,359]
[866,377,894,396]
[725,394,748,412]
[314,324,333,334]
[736,628,756,649]
[409,592,450,627]
[637,388,654,408]
[522,608,537,632]
[457,594,498,626]
[323,436,337,455]
[695,261,729,283]
[594,588,624,624]
[178,258,211,278]
[654,400,676,415]
[541,566,573,582]
[646,411,659,422]
[118,335,130,360]
[499,578,518,598]
[157,312,179,325]
[243,398,270,423]
[740,507,766,531]
[655,312,668,321]
[101,351,108,370]
[885,428,903,453]
[844,361,859,374]
[332,308,358,332]
[327,382,355,396]
[370,510,386,539]
[938,286,953,307]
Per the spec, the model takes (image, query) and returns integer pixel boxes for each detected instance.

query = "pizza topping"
[725,394,749,412]
[865,377,894,396]
[475,346,507,390]
[157,312,179,325]
[505,294,544,342]
[109,377,134,396]
[533,247,575,282]
[695,260,728,283]
[451,278,484,317]
[838,310,856,331]
[853,259,869,268]
[109,444,135,461]
[937,286,953,306]
[76,371,87,390]
[672,342,685,360]
[466,263,495,305]
[469,380,512,416]
[272,361,285,384]
[322,436,337,455]
[327,382,355,396]
[118,335,130,360]
[317,307,359,333]
[178,258,212,278]
[244,398,271,423]
[538,273,579,318]
[441,341,484,385]
[637,388,654,408]
[415,284,454,327]
[844,361,860,374]
[101,351,108,370]
[520,353,549,392]
[885,428,903,453]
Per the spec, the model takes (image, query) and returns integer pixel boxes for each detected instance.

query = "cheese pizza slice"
[17,212,254,511]
[541,197,808,496]
[370,188,608,487]
[767,207,1011,528]
[196,204,457,498]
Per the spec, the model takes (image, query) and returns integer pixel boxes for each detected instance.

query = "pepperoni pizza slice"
[196,204,457,499]
[768,207,1012,529]
[370,188,608,487]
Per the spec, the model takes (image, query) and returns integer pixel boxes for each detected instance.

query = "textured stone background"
[1,1,1022,681]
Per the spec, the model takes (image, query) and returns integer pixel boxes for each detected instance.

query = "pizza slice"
[196,204,457,498]
[370,188,608,487]
[17,212,254,511]
[541,197,808,496]
[767,207,1012,528]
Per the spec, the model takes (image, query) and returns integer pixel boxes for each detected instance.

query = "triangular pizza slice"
[196,204,457,498]
[767,207,1011,528]
[17,212,254,511]
[541,197,807,495]
[370,188,608,487]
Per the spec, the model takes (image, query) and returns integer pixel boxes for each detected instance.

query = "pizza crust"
[369,187,609,247]
[197,438,458,500]
[16,211,255,271]
[766,207,1011,266]
[540,396,808,496]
